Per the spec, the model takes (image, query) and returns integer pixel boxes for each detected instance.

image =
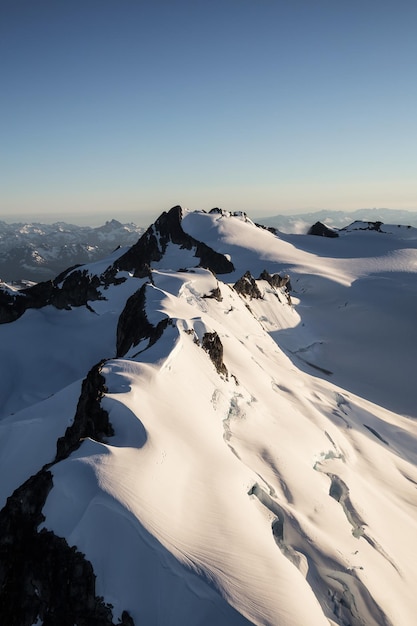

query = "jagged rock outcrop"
[258,270,291,290]
[0,285,29,323]
[233,271,263,299]
[202,331,228,376]
[202,285,223,301]
[0,363,135,626]
[255,222,278,235]
[55,360,114,461]
[209,207,250,221]
[0,268,106,324]
[115,206,235,277]
[0,469,134,626]
[116,283,170,357]
[308,221,339,237]
[233,270,293,307]
[52,269,105,309]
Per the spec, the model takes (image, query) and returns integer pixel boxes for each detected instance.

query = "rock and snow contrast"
[0,206,416,626]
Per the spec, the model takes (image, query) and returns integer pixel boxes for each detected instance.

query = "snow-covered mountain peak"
[0,206,416,626]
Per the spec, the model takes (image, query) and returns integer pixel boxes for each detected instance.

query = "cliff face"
[0,361,135,626]
[116,283,170,358]
[115,205,235,276]
[201,331,228,377]
[233,271,263,299]
[0,269,105,324]
[55,360,114,461]
[308,221,339,237]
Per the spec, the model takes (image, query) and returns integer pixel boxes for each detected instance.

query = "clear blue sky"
[1,0,417,225]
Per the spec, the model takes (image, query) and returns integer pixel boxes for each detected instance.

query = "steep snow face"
[40,263,417,626]
[40,271,329,626]
[1,208,417,626]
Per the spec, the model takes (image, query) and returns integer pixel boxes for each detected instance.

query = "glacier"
[0,206,416,626]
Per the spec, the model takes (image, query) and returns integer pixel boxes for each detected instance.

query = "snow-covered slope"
[0,206,416,626]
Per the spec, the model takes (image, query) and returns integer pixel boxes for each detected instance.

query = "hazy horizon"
[1,205,417,228]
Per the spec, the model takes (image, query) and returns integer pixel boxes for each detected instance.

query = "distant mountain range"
[258,208,417,233]
[0,218,144,283]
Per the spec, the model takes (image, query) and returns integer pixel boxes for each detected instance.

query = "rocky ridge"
[0,206,235,324]
[0,206,299,625]
[0,360,135,626]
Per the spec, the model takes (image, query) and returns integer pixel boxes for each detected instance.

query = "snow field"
[1,209,416,625]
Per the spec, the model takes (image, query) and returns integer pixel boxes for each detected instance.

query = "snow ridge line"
[0,360,135,626]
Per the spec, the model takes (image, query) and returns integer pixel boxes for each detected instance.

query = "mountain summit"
[1,207,416,625]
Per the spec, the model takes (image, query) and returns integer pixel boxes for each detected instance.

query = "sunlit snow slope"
[1,207,416,626]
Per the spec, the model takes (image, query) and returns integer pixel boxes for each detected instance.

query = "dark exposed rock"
[116,283,170,358]
[366,220,383,232]
[53,263,83,284]
[233,271,263,299]
[52,263,126,296]
[0,286,28,323]
[120,611,136,626]
[258,270,291,290]
[55,360,114,462]
[308,221,339,237]
[0,471,53,533]
[0,361,135,626]
[0,470,134,626]
[209,207,251,221]
[195,240,234,274]
[255,222,278,235]
[202,331,228,376]
[0,279,68,324]
[115,206,235,277]
[202,285,223,301]
[0,268,105,324]
[51,269,104,309]
[233,270,293,306]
